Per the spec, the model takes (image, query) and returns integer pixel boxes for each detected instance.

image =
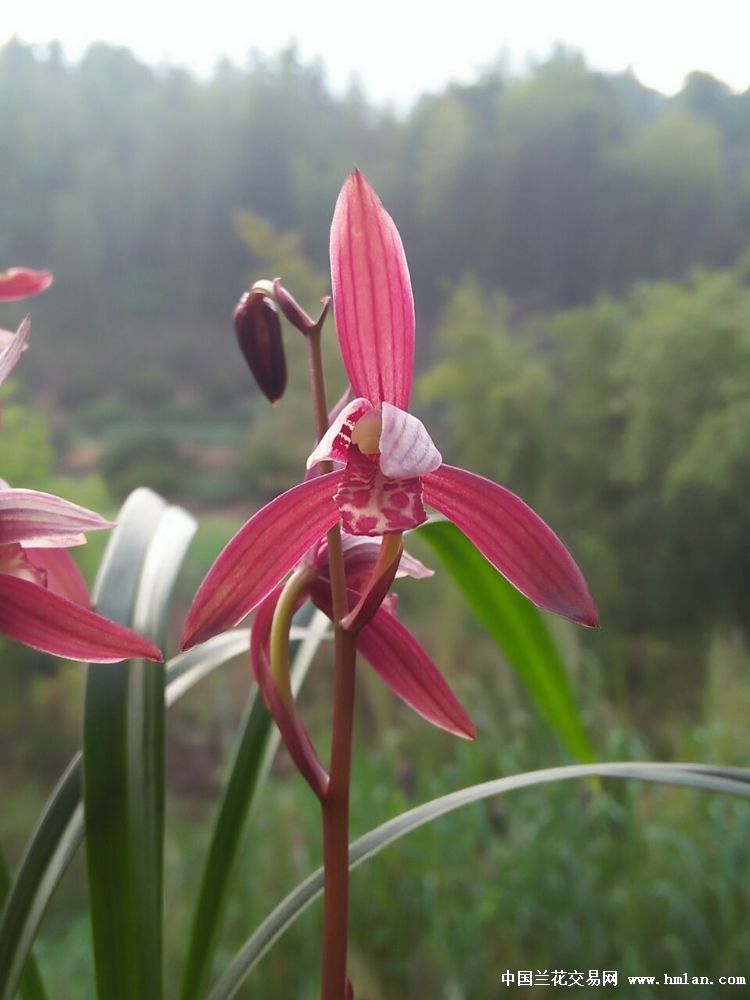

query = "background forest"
[2,38,750,997]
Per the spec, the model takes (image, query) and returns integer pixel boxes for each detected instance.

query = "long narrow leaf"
[206,762,750,1000]
[84,491,195,1000]
[417,520,595,760]
[180,609,330,1000]
[0,631,257,1000]
[0,846,47,1000]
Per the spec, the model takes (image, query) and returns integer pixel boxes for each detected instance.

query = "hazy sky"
[5,1,749,107]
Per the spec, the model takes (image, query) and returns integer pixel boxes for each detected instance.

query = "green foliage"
[99,432,192,502]
[418,276,552,494]
[0,386,55,488]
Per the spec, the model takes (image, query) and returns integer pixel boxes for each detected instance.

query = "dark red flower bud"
[233,288,287,404]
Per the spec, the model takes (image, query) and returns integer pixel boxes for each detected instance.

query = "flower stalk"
[306,324,355,1000]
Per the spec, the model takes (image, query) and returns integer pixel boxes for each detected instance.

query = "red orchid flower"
[0,485,162,662]
[0,274,160,663]
[251,536,474,790]
[182,171,597,652]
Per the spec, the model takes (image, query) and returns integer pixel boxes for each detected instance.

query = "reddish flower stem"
[307,326,355,1000]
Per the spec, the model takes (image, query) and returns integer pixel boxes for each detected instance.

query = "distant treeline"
[2,39,750,390]
[4,38,750,698]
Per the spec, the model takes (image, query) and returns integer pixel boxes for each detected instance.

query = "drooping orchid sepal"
[254,568,329,800]
[233,282,287,403]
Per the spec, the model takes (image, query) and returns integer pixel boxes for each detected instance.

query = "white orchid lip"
[377,402,442,479]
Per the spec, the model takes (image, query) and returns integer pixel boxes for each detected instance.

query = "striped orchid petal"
[330,171,415,410]
[0,317,30,387]
[423,464,598,627]
[0,488,113,547]
[358,609,476,739]
[0,267,53,302]
[312,584,475,740]
[0,573,162,662]
[181,471,343,649]
[306,397,372,469]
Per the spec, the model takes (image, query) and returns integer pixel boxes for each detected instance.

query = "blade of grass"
[84,491,195,1000]
[180,608,330,1000]
[0,846,47,1000]
[205,761,750,1000]
[418,519,595,761]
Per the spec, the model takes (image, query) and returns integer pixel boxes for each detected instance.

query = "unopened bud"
[233,288,287,404]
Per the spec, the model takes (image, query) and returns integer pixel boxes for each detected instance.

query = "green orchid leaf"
[206,762,750,1000]
[83,490,195,1000]
[0,845,47,1000]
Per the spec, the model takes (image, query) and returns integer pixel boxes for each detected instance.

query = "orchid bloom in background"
[0,270,161,663]
[182,171,597,657]
[0,267,52,400]
[0,266,53,303]
[0,485,162,661]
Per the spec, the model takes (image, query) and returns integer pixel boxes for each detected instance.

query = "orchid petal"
[379,402,441,479]
[311,584,475,739]
[330,171,415,409]
[395,547,434,580]
[24,547,91,606]
[0,488,112,547]
[423,465,599,627]
[181,471,343,648]
[0,268,53,302]
[0,317,30,387]
[334,447,427,536]
[0,573,162,661]
[359,610,476,739]
[250,587,328,798]
[306,397,372,469]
